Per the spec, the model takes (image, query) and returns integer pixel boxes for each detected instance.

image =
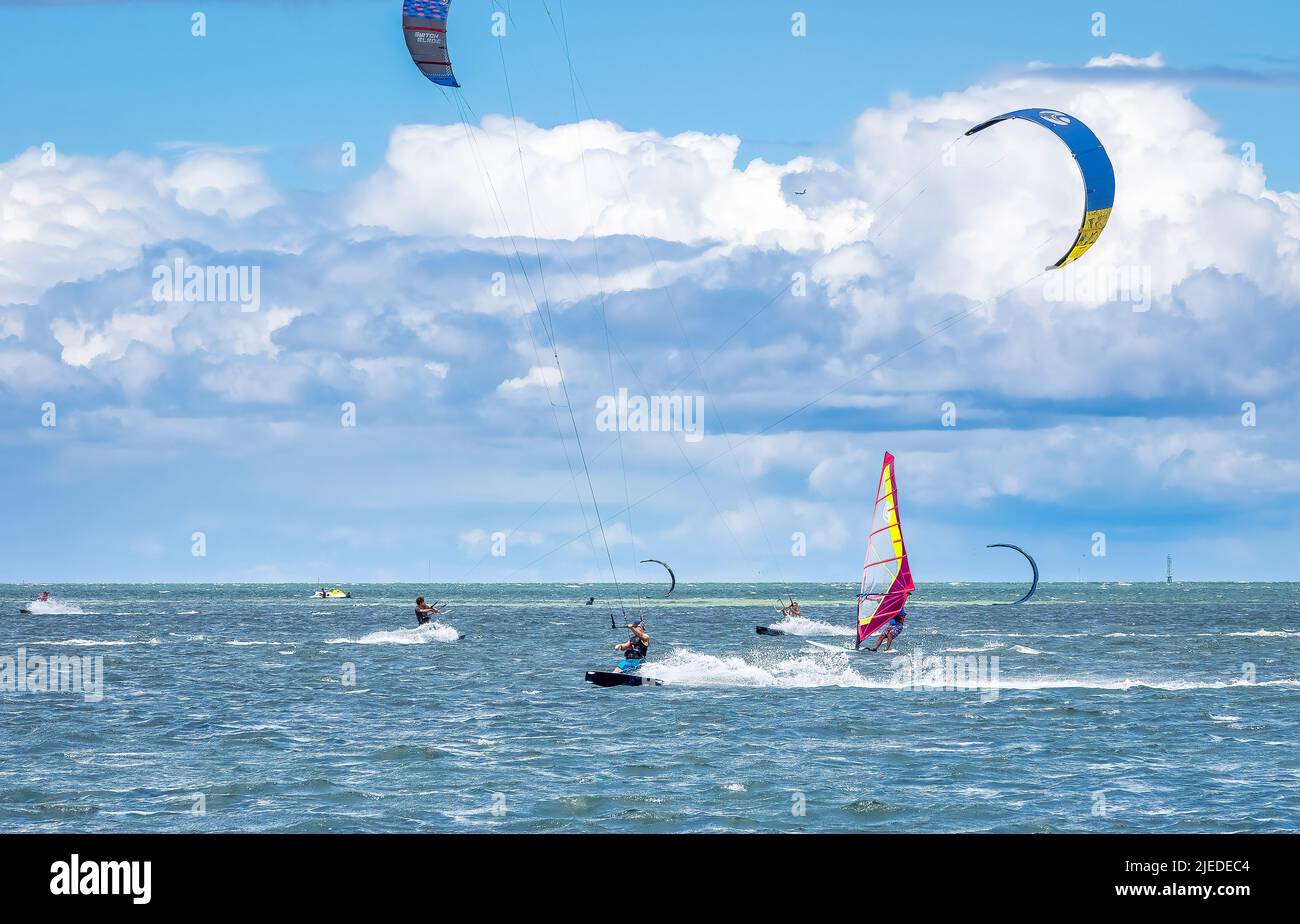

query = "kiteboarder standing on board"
[779,599,801,619]
[868,608,906,652]
[612,620,650,673]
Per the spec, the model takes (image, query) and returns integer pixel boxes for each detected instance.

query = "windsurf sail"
[856,452,915,649]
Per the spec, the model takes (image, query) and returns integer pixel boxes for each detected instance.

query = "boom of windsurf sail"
[856,452,915,649]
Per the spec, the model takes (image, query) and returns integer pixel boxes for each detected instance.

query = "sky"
[1,0,1298,584]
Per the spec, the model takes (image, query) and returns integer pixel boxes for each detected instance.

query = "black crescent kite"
[986,543,1039,605]
[640,559,676,597]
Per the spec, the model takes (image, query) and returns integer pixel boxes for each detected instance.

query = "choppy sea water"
[1,582,1297,832]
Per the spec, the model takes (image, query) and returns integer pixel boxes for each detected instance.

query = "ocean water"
[1,582,1297,833]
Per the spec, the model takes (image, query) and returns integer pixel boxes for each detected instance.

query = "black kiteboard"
[755,626,785,636]
[584,671,663,688]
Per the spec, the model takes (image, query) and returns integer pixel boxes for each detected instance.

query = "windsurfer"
[869,609,906,652]
[613,621,650,673]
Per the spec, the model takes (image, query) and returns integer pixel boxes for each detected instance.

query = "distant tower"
[1166,555,1173,584]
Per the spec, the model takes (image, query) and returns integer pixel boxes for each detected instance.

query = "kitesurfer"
[780,599,801,619]
[39,592,50,603]
[612,620,650,673]
[869,609,906,652]
[414,596,442,626]
[585,597,595,606]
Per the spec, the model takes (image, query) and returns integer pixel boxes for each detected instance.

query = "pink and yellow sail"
[856,452,915,648]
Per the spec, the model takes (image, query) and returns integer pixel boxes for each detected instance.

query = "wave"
[30,638,159,647]
[764,615,853,637]
[646,648,874,688]
[19,599,88,616]
[1215,629,1300,638]
[988,677,1300,692]
[636,648,1300,693]
[327,623,461,645]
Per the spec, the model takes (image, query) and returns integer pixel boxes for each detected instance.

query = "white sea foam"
[20,599,88,615]
[37,638,157,647]
[765,615,853,637]
[327,623,461,645]
[646,648,900,688]
[636,648,1300,693]
[1216,629,1300,638]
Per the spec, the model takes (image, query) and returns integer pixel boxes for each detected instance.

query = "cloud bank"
[3,53,1298,580]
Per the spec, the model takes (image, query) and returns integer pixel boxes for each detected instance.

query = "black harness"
[625,631,648,660]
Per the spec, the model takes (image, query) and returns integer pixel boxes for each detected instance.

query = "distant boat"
[313,587,351,599]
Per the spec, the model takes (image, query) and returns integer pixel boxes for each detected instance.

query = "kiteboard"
[584,671,663,688]
[755,626,785,636]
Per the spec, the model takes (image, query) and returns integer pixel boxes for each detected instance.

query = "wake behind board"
[585,671,663,688]
[755,626,785,636]
[804,639,877,654]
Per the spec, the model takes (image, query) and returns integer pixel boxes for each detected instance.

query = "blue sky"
[2,0,1299,584]
[5,1,1300,189]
